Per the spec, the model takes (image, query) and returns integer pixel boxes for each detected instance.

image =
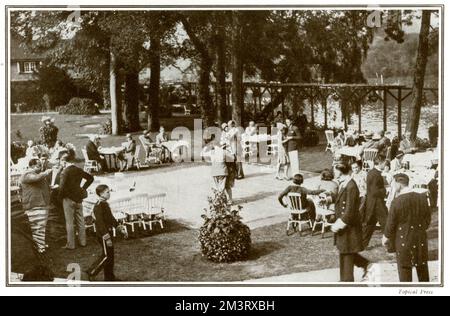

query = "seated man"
[86,135,107,171]
[399,132,418,154]
[118,134,136,171]
[156,126,170,162]
[278,174,326,222]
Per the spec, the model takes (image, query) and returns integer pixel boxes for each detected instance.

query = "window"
[23,61,37,73]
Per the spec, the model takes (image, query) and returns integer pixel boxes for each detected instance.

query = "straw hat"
[41,116,51,123]
[372,133,382,141]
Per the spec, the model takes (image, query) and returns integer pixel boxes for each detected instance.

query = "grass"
[10,210,439,282]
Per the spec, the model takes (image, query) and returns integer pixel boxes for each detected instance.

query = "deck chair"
[362,149,378,171]
[10,173,21,202]
[139,135,162,165]
[142,193,166,230]
[311,204,336,238]
[325,130,335,153]
[81,148,99,174]
[286,193,312,236]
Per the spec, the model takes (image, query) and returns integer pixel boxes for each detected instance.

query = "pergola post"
[383,87,388,132]
[321,95,328,130]
[309,97,315,128]
[398,88,402,139]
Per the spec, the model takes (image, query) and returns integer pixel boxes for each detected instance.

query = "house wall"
[10,60,38,82]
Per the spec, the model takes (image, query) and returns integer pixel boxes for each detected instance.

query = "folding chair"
[325,130,335,153]
[82,148,100,174]
[184,105,191,116]
[110,194,147,233]
[82,200,97,234]
[311,205,336,238]
[142,193,166,230]
[286,193,312,236]
[267,135,279,157]
[10,173,21,202]
[362,149,378,171]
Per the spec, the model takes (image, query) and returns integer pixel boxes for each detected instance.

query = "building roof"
[10,35,46,61]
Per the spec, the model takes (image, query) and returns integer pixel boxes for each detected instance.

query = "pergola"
[179,82,439,139]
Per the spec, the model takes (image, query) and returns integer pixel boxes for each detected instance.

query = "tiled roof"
[10,35,45,61]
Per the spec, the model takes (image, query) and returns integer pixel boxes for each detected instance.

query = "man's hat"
[393,173,410,185]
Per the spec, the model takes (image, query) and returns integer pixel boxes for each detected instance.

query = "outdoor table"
[161,140,190,162]
[335,145,362,160]
[98,146,124,171]
[403,149,439,169]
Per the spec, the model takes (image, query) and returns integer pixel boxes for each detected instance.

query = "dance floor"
[94,163,320,229]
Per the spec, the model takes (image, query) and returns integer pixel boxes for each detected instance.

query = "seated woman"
[118,134,136,171]
[318,169,339,200]
[278,174,326,222]
[26,140,40,158]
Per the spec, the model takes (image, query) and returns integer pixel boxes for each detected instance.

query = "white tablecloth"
[98,146,124,155]
[403,150,439,169]
[335,146,362,159]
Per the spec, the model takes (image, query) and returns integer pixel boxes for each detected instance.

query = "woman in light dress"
[275,126,290,180]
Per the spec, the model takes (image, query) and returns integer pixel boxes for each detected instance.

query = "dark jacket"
[20,170,51,210]
[278,185,324,208]
[125,140,136,154]
[86,140,101,161]
[59,165,94,203]
[93,200,118,239]
[364,168,388,227]
[334,179,364,254]
[385,192,431,267]
[286,125,301,152]
[295,114,308,134]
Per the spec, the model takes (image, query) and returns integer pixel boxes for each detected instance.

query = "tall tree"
[231,11,244,126]
[406,10,432,139]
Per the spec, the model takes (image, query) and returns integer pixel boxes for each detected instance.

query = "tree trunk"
[124,71,141,132]
[198,57,215,127]
[231,12,244,126]
[215,20,228,124]
[406,10,431,140]
[148,37,161,132]
[110,49,120,135]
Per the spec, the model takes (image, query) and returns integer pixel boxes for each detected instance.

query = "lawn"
[10,210,439,282]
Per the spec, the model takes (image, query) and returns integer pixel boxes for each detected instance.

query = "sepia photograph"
[3,2,444,289]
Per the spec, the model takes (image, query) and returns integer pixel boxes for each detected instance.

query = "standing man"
[331,162,370,282]
[208,140,235,203]
[59,150,94,250]
[384,173,431,282]
[295,107,309,137]
[20,158,53,254]
[228,120,244,179]
[363,157,388,249]
[285,118,302,178]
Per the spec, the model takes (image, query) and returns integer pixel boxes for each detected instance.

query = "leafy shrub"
[58,98,100,115]
[99,118,112,135]
[11,141,27,164]
[199,190,251,263]
[39,124,59,148]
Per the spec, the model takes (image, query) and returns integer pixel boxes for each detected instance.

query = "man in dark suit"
[384,173,431,282]
[331,162,370,282]
[85,136,107,171]
[59,150,94,250]
[362,157,388,249]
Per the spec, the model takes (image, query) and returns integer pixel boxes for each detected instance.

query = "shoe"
[62,245,75,250]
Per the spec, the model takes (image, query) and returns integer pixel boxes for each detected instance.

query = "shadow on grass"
[234,191,280,205]
[246,241,285,261]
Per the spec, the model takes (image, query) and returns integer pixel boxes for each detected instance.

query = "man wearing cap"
[331,162,369,282]
[383,173,431,282]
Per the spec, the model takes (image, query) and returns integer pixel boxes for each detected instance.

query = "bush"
[11,141,27,164]
[99,118,112,135]
[58,98,100,115]
[199,191,251,263]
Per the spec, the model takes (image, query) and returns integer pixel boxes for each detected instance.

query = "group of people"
[277,155,433,282]
[19,147,126,281]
